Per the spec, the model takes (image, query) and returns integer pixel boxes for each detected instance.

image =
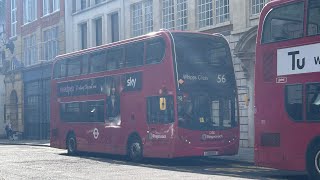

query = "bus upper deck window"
[146,38,165,64]
[262,2,304,43]
[307,0,320,36]
[125,42,144,67]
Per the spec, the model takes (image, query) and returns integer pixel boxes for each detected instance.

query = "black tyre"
[67,134,77,156]
[307,143,320,179]
[127,137,143,162]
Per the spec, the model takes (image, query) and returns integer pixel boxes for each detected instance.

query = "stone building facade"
[0,0,7,137]
[4,0,65,139]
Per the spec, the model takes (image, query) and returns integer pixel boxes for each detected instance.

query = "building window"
[251,0,268,16]
[198,0,229,28]
[43,0,50,16]
[131,2,143,37]
[198,0,213,28]
[176,0,188,31]
[161,0,188,30]
[110,13,119,42]
[131,0,153,37]
[72,0,76,13]
[95,0,105,5]
[24,34,38,66]
[81,0,87,10]
[43,27,59,61]
[53,0,60,12]
[145,0,153,33]
[94,18,103,46]
[24,0,37,24]
[11,0,17,37]
[215,0,229,24]
[162,0,175,30]
[80,23,88,49]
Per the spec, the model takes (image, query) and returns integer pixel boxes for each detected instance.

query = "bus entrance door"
[144,96,176,158]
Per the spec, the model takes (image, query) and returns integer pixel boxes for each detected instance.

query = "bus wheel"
[127,137,143,162]
[67,134,77,156]
[307,143,320,179]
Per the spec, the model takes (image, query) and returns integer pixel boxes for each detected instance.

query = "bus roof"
[53,30,223,63]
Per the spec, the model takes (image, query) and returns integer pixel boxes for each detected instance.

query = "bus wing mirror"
[160,97,166,111]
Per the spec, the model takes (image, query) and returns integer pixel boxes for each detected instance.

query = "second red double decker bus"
[50,30,239,161]
[255,0,320,178]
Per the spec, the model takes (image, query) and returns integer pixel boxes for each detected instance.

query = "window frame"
[23,34,38,67]
[43,27,59,61]
[147,95,175,124]
[306,83,320,122]
[60,100,105,123]
[43,0,50,16]
[145,37,166,65]
[251,0,268,16]
[79,22,88,50]
[11,0,17,37]
[307,0,320,37]
[261,1,305,44]
[215,0,230,24]
[285,84,303,122]
[24,0,37,24]
[52,0,60,12]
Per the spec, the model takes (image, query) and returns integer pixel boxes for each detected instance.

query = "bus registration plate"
[204,151,219,156]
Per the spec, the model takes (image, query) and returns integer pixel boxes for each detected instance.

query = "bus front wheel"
[127,136,143,162]
[307,143,320,179]
[67,134,77,156]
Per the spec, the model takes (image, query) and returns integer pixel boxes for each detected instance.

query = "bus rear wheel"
[67,134,77,156]
[307,143,320,179]
[127,137,143,162]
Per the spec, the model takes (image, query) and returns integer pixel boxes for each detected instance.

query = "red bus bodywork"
[50,31,239,159]
[255,0,320,173]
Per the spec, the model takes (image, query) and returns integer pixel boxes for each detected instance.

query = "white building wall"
[65,0,125,53]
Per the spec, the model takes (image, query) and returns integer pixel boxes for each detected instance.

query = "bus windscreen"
[173,33,237,131]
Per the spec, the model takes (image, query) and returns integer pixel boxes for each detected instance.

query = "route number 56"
[217,75,226,83]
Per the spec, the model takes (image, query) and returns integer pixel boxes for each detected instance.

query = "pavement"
[0,138,254,163]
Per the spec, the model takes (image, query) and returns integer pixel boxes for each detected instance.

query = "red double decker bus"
[50,30,239,161]
[255,0,320,178]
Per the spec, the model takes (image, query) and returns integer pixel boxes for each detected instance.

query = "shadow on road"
[59,152,308,180]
